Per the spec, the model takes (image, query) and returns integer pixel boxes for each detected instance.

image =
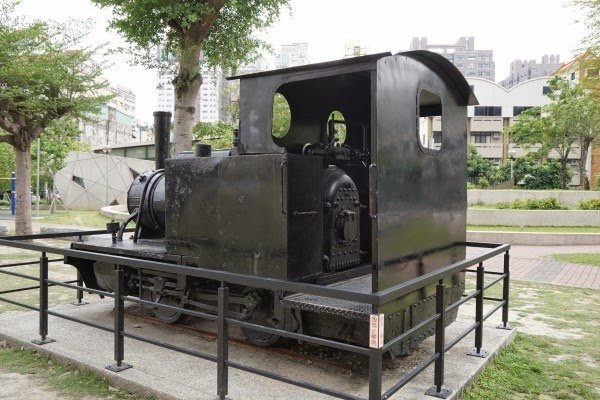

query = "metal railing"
[0,230,511,400]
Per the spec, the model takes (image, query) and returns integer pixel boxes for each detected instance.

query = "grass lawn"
[550,253,600,266]
[35,210,114,229]
[461,280,600,399]
[467,225,600,233]
[0,346,151,400]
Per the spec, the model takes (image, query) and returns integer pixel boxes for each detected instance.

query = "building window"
[542,86,551,95]
[474,106,501,117]
[418,89,443,152]
[587,68,600,78]
[571,72,576,81]
[72,175,85,188]
[470,132,492,144]
[513,106,532,116]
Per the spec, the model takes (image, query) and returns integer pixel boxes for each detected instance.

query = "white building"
[79,81,136,148]
[427,77,581,185]
[275,43,309,69]
[156,65,223,124]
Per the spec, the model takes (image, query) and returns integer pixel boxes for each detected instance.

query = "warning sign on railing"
[369,313,384,348]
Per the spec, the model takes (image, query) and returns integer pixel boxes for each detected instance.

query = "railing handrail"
[0,234,507,307]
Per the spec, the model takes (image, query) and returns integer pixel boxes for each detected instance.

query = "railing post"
[32,252,55,345]
[368,305,383,400]
[106,268,132,372]
[498,251,513,330]
[72,271,88,306]
[468,263,489,358]
[217,282,229,400]
[425,281,451,398]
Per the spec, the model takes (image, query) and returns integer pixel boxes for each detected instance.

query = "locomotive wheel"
[154,295,184,324]
[239,289,284,347]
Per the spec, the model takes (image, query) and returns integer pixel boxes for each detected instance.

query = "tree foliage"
[506,77,600,189]
[31,119,91,190]
[92,0,291,155]
[574,0,600,55]
[192,120,235,149]
[0,143,15,193]
[511,154,570,190]
[0,1,111,234]
[467,145,494,181]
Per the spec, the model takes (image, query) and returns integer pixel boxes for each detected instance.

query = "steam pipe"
[153,111,171,170]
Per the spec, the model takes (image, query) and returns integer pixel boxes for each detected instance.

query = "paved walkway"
[467,245,600,289]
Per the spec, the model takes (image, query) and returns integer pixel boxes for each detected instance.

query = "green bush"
[525,197,566,210]
[579,199,600,210]
[478,177,490,189]
[497,197,566,210]
[0,199,9,207]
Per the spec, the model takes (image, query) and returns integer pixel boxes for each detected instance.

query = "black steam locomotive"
[67,50,476,354]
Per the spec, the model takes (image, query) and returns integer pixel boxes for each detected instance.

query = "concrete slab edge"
[0,333,179,400]
[448,327,518,399]
[1,326,518,400]
[467,231,600,245]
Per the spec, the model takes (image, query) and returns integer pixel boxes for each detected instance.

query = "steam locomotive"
[67,50,477,354]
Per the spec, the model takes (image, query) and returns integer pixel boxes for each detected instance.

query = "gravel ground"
[0,372,59,400]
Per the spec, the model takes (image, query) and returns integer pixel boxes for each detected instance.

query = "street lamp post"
[102,145,112,206]
[508,148,517,184]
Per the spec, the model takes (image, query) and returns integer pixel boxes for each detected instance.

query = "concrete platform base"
[467,230,600,245]
[0,300,516,400]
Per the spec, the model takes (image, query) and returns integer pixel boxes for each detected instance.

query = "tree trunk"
[560,160,569,190]
[579,140,591,190]
[15,145,33,235]
[172,75,202,156]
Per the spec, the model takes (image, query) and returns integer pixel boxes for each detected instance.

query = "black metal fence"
[0,230,511,400]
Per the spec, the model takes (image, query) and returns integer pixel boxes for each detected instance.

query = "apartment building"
[410,36,495,81]
[501,55,563,89]
[79,81,136,148]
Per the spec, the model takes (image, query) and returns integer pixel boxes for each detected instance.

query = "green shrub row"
[579,199,600,210]
[496,197,567,210]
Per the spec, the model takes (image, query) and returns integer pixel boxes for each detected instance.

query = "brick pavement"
[467,245,600,289]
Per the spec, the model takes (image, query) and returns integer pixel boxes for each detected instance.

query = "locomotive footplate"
[282,273,460,356]
[72,237,181,262]
[282,275,372,321]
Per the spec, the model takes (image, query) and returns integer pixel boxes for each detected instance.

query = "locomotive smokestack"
[153,111,171,170]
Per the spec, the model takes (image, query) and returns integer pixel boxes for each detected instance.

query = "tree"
[511,154,569,190]
[193,120,235,149]
[92,0,291,156]
[506,77,600,189]
[0,2,111,234]
[31,118,91,192]
[467,145,494,182]
[574,0,600,55]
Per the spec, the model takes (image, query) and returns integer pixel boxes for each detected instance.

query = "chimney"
[153,111,171,170]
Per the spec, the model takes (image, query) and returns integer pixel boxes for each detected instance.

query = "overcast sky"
[16,0,588,122]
